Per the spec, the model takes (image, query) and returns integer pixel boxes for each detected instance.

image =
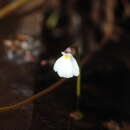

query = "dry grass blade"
[0,0,33,19]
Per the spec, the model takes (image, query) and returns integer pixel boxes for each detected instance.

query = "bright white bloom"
[53,52,80,78]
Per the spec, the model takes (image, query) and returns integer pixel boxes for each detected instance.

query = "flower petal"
[71,57,80,76]
[57,58,73,78]
[53,56,64,72]
[53,52,80,78]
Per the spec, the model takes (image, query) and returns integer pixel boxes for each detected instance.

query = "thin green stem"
[76,75,81,97]
[76,71,81,111]
[75,48,81,111]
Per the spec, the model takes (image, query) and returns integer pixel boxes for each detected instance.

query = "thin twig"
[0,0,33,19]
[0,79,67,112]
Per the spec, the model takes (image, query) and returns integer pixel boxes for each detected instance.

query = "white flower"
[53,52,80,78]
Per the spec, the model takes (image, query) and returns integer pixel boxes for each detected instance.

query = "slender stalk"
[0,79,66,112]
[75,48,81,111]
[76,75,81,97]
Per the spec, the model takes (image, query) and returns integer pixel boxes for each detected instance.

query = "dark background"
[0,0,130,129]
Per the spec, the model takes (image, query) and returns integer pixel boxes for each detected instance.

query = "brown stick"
[0,79,67,112]
[0,0,33,19]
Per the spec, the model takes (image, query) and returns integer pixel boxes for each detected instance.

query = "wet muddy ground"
[0,43,130,130]
[0,60,34,130]
[0,36,130,130]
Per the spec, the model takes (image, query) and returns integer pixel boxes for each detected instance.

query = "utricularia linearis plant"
[53,48,83,120]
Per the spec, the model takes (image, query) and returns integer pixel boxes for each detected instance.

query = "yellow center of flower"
[63,55,71,59]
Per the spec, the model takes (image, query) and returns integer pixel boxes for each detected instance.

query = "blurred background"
[0,0,130,129]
